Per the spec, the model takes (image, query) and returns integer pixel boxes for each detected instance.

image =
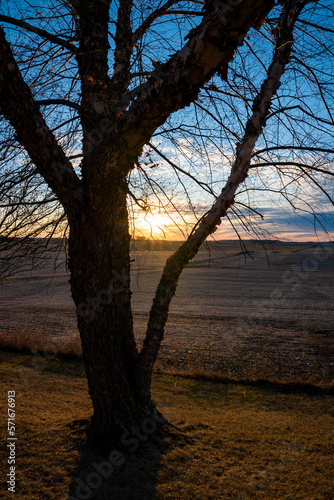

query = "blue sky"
[131,1,334,242]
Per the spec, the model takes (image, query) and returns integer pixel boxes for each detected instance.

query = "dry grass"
[154,377,334,499]
[1,330,333,391]
[0,330,82,358]
[1,349,333,499]
[155,362,334,393]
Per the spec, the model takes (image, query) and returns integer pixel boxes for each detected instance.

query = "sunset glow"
[141,212,169,238]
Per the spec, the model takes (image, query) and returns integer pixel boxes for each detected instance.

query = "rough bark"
[67,178,151,438]
[112,0,134,93]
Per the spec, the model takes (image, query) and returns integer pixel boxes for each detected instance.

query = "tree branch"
[251,146,334,157]
[136,0,304,397]
[163,10,204,16]
[119,0,277,157]
[267,104,334,126]
[0,27,83,220]
[112,0,134,93]
[36,99,81,112]
[296,18,334,34]
[250,161,334,177]
[148,141,215,195]
[133,0,191,43]
[0,14,78,53]
[73,1,111,150]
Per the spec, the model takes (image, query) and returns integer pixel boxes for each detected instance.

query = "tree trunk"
[67,177,154,441]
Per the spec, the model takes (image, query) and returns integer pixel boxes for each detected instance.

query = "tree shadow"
[66,417,184,500]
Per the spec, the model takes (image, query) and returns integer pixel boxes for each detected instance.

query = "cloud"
[213,206,334,241]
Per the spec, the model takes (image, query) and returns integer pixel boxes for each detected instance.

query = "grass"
[0,330,82,358]
[0,349,333,499]
[1,330,333,392]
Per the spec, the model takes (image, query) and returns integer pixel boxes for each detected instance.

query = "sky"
[128,2,334,242]
[132,136,334,242]
[134,203,334,242]
[1,1,333,243]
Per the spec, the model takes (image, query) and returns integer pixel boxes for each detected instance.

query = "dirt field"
[0,240,333,385]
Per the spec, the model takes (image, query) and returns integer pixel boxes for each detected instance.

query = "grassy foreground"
[0,349,333,500]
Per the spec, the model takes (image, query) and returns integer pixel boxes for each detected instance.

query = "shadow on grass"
[66,418,187,500]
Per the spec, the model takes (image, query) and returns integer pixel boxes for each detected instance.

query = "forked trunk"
[64,0,301,443]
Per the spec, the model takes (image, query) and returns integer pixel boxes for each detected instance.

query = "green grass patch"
[0,349,333,499]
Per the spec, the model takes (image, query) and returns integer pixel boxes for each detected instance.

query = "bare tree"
[0,0,333,441]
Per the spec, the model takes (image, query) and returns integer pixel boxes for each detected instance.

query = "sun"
[143,212,167,237]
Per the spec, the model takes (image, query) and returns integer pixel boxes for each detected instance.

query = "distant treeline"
[129,238,334,252]
[1,236,333,253]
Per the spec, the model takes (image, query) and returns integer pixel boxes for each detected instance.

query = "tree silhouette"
[0,0,333,441]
